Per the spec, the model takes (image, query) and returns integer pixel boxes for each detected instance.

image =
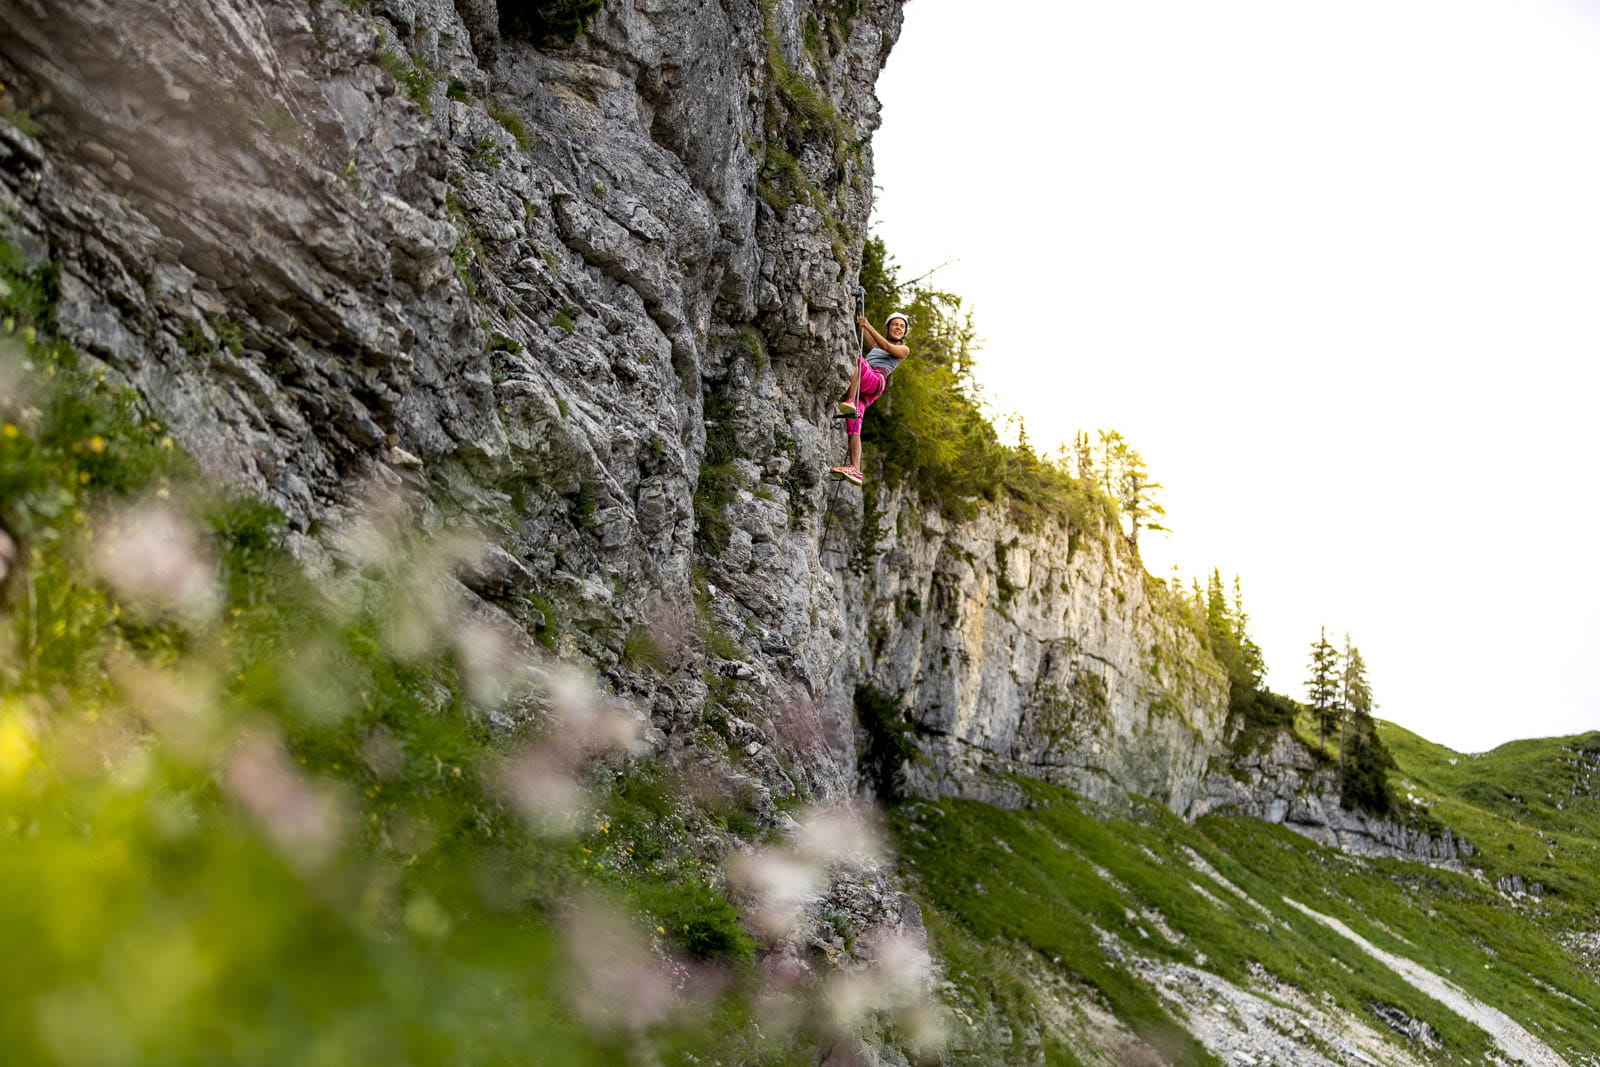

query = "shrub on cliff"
[499,0,602,45]
[858,237,1107,536]
[855,684,916,802]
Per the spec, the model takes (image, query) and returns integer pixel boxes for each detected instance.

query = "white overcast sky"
[870,0,1600,753]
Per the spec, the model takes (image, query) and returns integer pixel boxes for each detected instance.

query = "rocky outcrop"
[1193,731,1476,865]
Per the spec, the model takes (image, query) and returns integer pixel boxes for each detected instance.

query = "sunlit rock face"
[839,486,1231,813]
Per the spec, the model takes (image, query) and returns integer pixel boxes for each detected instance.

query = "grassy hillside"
[1379,724,1600,961]
[894,744,1600,1065]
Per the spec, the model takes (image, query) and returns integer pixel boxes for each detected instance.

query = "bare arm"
[858,315,910,359]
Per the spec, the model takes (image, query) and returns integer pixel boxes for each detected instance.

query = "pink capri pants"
[845,358,887,436]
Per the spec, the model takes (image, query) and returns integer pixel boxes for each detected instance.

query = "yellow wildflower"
[0,707,39,788]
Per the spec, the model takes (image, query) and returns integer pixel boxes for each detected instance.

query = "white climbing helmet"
[885,311,909,331]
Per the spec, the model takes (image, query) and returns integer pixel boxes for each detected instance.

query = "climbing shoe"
[841,466,864,486]
[829,465,851,480]
[837,400,858,417]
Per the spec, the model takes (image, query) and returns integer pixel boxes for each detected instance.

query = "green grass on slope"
[893,780,1600,1064]
[1381,723,1600,931]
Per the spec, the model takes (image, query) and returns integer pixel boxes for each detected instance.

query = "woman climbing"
[830,311,910,486]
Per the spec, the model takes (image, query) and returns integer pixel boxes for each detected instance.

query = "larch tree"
[1072,430,1096,490]
[1096,429,1127,496]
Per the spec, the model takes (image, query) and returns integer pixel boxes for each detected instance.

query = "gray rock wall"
[0,0,894,796]
[0,0,1242,819]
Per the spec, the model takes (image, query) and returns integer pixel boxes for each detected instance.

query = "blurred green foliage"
[0,245,831,1065]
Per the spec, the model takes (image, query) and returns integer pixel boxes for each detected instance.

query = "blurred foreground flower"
[727,802,884,940]
[453,611,531,709]
[770,694,833,760]
[332,484,415,569]
[564,895,678,1033]
[222,728,347,870]
[0,337,30,419]
[492,665,645,835]
[727,847,824,940]
[112,656,222,762]
[543,664,646,757]
[91,501,220,625]
[823,929,939,1047]
[794,805,882,870]
[494,744,589,836]
[0,523,14,586]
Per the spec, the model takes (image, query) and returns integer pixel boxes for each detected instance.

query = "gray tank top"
[865,345,901,376]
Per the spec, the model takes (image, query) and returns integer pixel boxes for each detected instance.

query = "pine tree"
[1203,571,1234,667]
[1306,627,1341,755]
[1184,571,1295,733]
[1232,576,1265,691]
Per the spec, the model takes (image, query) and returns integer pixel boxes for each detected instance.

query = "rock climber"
[830,310,909,486]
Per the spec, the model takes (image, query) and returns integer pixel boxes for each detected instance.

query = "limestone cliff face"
[836,486,1229,813]
[0,0,889,791]
[0,0,1450,868]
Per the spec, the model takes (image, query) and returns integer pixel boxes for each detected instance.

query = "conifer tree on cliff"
[1118,447,1167,549]
[1339,635,1371,772]
[1094,430,1166,547]
[1231,576,1266,689]
[1336,638,1394,812]
[1306,628,1341,755]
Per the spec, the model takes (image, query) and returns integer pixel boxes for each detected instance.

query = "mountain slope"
[896,731,1600,1065]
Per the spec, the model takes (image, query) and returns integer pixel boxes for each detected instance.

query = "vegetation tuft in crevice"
[498,0,602,46]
